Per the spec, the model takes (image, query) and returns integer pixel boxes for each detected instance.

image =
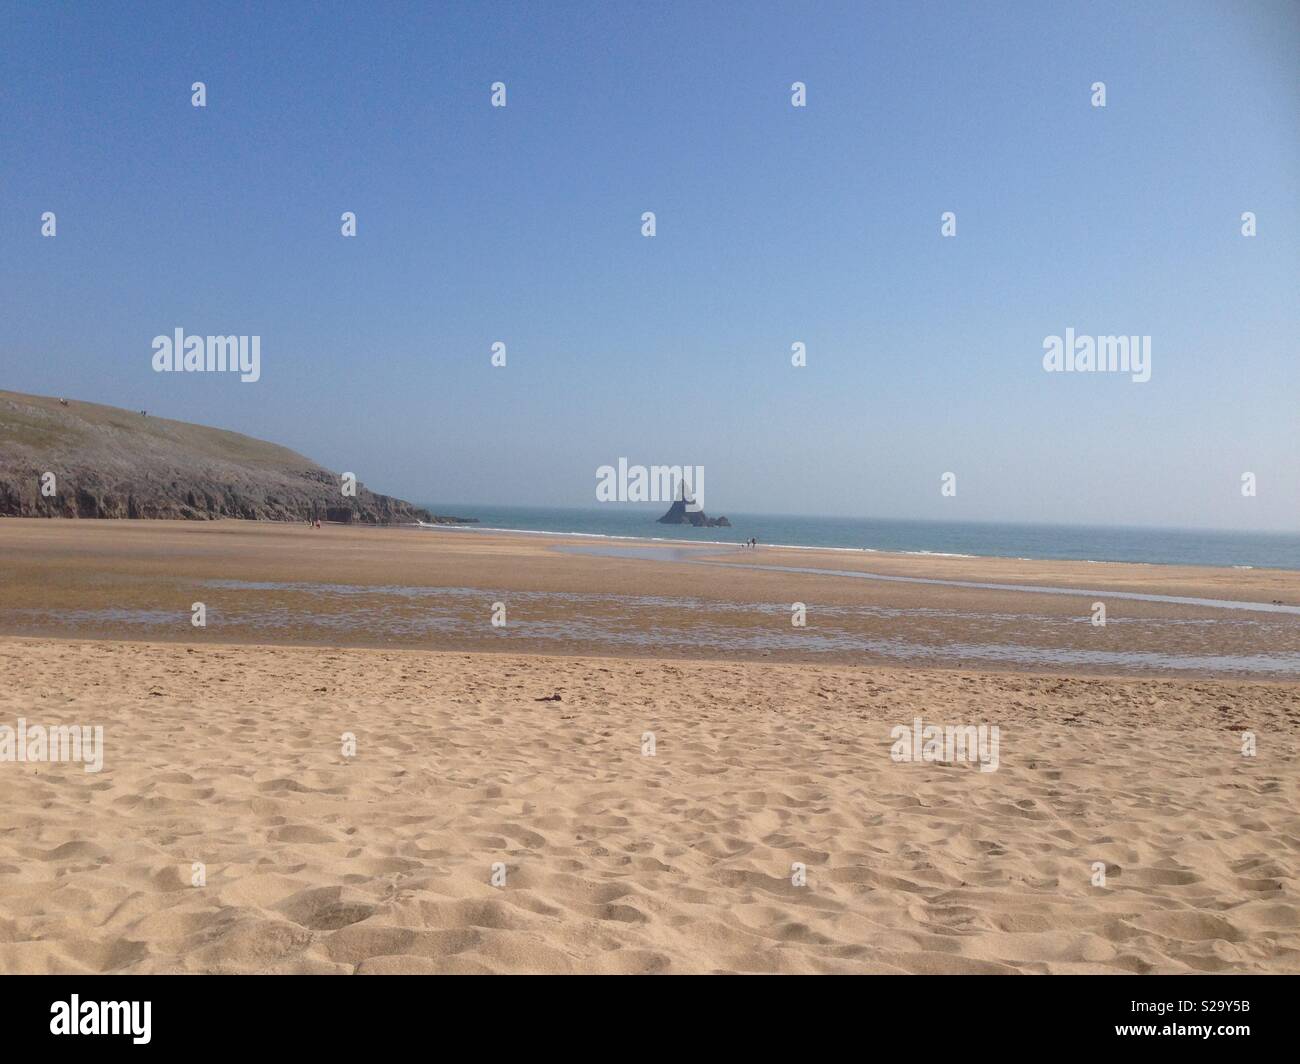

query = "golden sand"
[0,520,1296,973]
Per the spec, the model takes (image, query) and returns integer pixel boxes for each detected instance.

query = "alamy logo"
[890,717,1000,772]
[1042,328,1150,383]
[0,718,104,773]
[151,328,261,382]
[50,996,150,1044]
[596,458,704,510]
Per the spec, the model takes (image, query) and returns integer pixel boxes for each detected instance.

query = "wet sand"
[0,519,1296,677]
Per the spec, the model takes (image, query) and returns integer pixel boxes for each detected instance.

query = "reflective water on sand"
[3,568,1296,677]
[557,545,1300,615]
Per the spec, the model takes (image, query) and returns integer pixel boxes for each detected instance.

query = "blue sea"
[421,505,1300,571]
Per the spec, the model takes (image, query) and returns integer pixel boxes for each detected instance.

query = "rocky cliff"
[656,493,730,527]
[0,390,474,525]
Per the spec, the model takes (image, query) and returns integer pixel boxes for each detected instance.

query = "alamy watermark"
[50,996,150,1044]
[151,328,261,382]
[1042,328,1150,383]
[890,717,999,773]
[0,718,104,773]
[596,458,704,510]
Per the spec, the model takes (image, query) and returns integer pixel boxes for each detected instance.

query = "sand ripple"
[1,638,1297,973]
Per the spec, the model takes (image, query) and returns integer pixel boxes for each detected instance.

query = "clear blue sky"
[2,0,1296,530]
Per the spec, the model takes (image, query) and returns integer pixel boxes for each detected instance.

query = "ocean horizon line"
[420,503,1299,538]
[414,504,1300,572]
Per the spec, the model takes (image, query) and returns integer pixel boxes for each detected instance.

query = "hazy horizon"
[3,1,1297,533]
[417,501,1300,537]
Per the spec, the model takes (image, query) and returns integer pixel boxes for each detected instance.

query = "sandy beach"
[2,519,1298,676]
[1,519,1298,973]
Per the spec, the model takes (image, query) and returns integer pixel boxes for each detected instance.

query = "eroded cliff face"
[0,390,470,525]
[656,496,730,527]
